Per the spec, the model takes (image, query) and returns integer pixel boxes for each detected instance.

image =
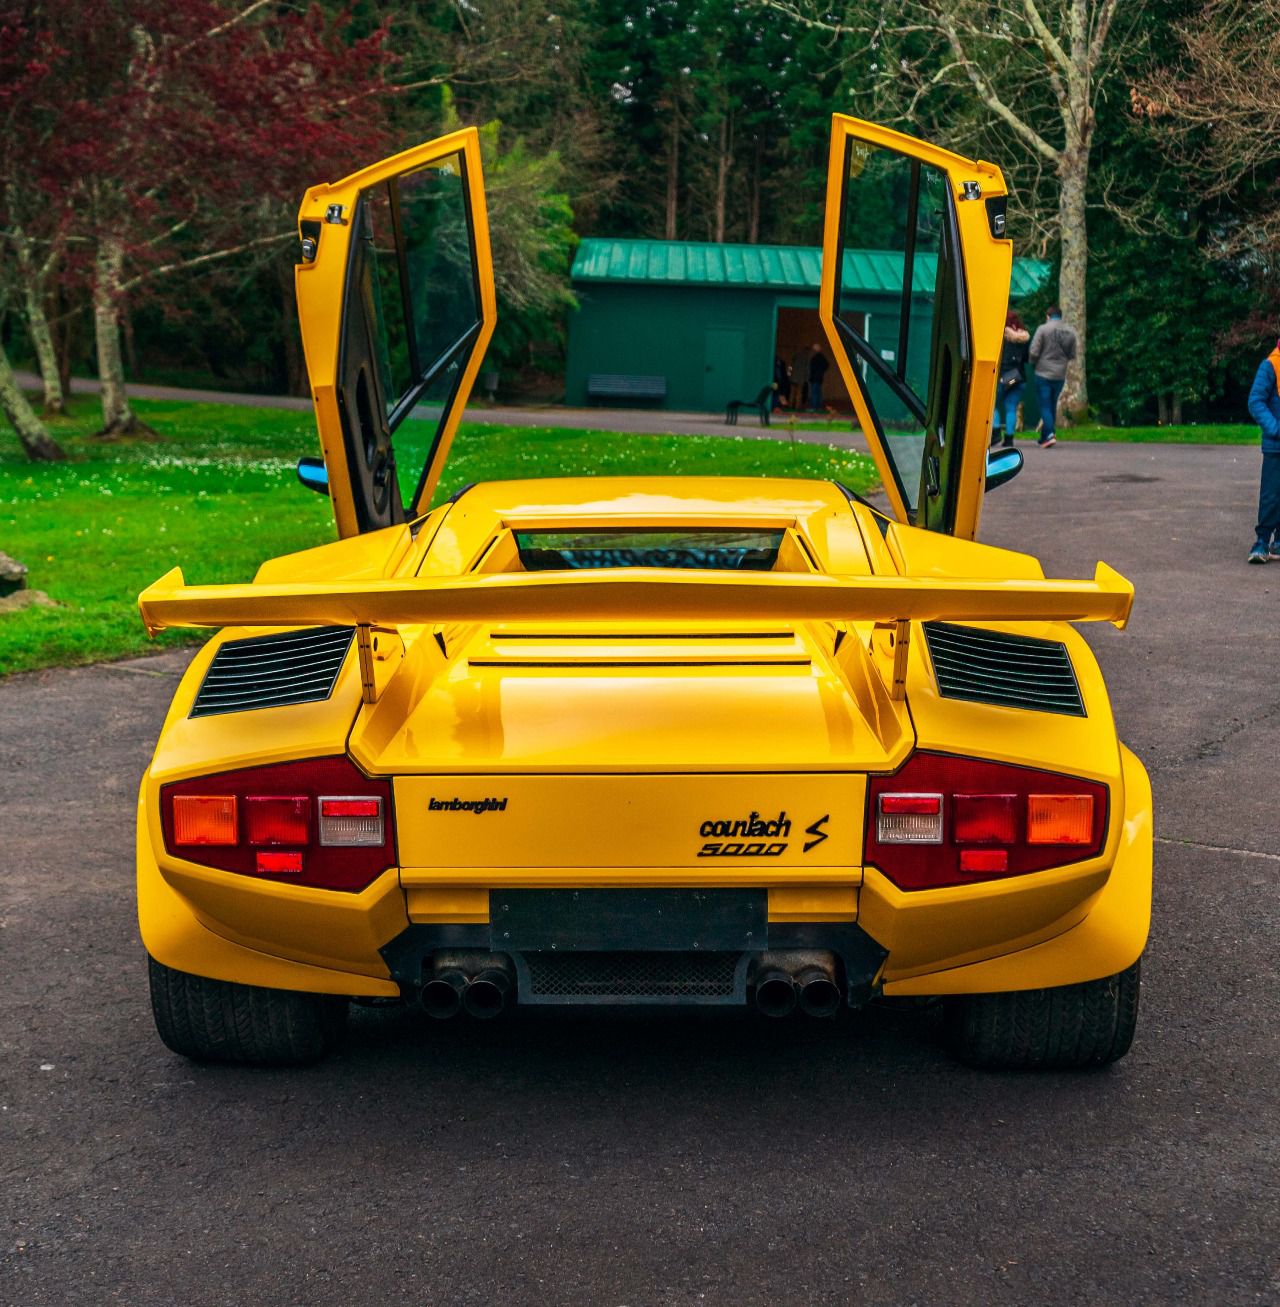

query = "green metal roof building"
[565,236,1051,415]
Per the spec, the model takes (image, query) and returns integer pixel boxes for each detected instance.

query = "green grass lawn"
[0,397,877,675]
[776,413,1258,443]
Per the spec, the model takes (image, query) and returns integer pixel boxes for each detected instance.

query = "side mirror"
[297,457,329,495]
[985,446,1023,493]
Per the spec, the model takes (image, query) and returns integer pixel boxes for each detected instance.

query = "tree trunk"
[1157,392,1170,425]
[14,237,67,417]
[713,115,732,244]
[55,289,75,403]
[1171,394,1183,424]
[1056,143,1089,419]
[92,235,150,437]
[0,335,65,461]
[665,106,680,241]
[748,136,762,245]
[26,290,66,417]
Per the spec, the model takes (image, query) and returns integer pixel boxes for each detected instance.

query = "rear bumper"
[137,746,1151,1003]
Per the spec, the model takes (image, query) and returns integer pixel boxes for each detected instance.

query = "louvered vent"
[190,626,354,718]
[923,622,1085,717]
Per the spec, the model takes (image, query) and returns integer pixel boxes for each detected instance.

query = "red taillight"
[160,757,395,892]
[953,794,1017,844]
[245,796,310,846]
[865,752,1108,890]
[256,850,303,875]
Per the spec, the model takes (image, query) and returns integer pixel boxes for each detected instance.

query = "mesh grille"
[923,622,1085,717]
[190,626,354,717]
[524,951,739,999]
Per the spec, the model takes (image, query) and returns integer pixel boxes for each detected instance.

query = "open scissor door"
[819,116,1012,539]
[295,128,496,537]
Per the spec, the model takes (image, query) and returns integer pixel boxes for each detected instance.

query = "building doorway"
[774,306,859,414]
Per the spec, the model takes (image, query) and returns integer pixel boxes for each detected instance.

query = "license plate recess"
[489,889,767,952]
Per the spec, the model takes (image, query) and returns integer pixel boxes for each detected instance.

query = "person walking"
[808,344,829,412]
[1028,306,1077,447]
[790,345,810,410]
[993,310,1031,448]
[773,355,789,411]
[1246,336,1280,564]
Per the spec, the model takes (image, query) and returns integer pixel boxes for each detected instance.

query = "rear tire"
[943,961,1140,1070]
[148,956,348,1066]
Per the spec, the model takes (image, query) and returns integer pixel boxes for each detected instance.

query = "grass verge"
[0,397,877,676]
[775,414,1259,443]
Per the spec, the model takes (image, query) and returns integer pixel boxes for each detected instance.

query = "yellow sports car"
[136,117,1151,1068]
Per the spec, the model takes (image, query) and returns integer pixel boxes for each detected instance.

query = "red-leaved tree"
[6,0,396,436]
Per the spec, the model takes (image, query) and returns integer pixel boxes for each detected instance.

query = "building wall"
[566,284,777,411]
[565,280,939,421]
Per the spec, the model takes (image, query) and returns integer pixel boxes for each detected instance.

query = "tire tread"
[148,956,346,1066]
[944,961,1140,1070]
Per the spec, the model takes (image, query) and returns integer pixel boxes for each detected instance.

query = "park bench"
[725,383,775,427]
[586,373,667,405]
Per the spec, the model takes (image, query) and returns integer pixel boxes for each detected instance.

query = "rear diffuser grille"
[522,951,741,1003]
[923,622,1085,717]
[190,626,354,717]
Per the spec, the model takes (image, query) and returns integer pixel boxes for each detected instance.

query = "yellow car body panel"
[135,118,1152,1041]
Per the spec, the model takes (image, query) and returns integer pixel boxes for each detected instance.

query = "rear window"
[513,529,785,572]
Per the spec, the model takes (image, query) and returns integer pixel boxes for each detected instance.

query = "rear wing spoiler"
[140,562,1133,636]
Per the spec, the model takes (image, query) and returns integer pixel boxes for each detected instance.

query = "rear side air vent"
[190,626,354,718]
[923,622,1085,717]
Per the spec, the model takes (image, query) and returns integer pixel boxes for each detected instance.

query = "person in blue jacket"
[1247,338,1280,563]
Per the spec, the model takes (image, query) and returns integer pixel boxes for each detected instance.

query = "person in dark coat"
[808,344,829,412]
[1246,336,1280,564]
[992,310,1030,448]
[773,355,789,410]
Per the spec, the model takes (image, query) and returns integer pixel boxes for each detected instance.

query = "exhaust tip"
[754,969,797,1019]
[462,967,513,1020]
[796,967,842,1019]
[422,969,467,1020]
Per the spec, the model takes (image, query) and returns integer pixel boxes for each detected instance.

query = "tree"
[1135,0,1280,257]
[763,0,1146,418]
[0,15,67,457]
[14,0,394,436]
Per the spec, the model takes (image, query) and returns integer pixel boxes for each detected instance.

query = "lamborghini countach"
[136,117,1151,1068]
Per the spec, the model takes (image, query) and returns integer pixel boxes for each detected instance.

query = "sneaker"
[1001,437,1015,449]
[1037,434,1056,447]
[1269,537,1280,560]
[1248,540,1270,564]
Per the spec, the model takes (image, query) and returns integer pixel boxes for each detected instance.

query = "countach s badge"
[135,118,1151,1074]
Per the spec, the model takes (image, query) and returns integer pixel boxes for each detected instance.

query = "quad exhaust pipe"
[422,955,515,1020]
[752,953,842,1019]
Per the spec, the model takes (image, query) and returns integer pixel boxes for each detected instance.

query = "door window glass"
[347,151,482,508]
[835,142,954,513]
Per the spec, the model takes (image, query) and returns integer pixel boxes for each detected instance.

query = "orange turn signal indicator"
[1027,794,1094,845]
[172,795,238,846]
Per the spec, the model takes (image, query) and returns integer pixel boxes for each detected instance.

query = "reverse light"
[876,793,943,844]
[172,795,237,846]
[865,752,1108,890]
[319,796,384,847]
[160,757,395,892]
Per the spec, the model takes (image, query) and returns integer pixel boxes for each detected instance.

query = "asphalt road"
[3,439,1278,1306]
